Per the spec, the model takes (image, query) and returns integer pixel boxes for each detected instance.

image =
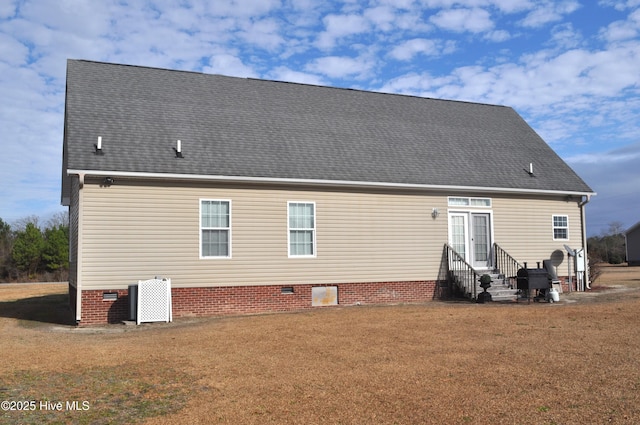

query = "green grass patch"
[0,363,192,424]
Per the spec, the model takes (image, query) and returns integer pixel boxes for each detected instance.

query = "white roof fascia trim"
[66,169,596,197]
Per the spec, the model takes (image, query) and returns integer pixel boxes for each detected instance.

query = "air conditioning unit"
[128,284,137,321]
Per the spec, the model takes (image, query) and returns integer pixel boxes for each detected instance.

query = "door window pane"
[473,215,489,262]
[451,215,466,259]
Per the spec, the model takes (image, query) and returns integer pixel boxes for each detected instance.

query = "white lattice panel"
[136,278,172,325]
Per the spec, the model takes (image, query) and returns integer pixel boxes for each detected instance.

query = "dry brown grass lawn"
[1,265,640,424]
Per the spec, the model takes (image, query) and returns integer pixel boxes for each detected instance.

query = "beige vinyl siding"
[77,177,585,290]
[491,195,583,266]
[79,178,448,290]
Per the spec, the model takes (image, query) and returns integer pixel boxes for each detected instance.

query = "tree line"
[587,221,627,265]
[0,212,69,282]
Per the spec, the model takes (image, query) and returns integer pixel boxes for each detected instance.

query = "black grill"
[517,262,551,302]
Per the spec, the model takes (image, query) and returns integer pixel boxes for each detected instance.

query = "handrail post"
[493,243,522,288]
[445,243,480,301]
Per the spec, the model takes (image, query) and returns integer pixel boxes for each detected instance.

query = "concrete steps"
[475,273,519,302]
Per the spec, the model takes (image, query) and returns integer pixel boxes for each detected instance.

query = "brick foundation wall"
[78,280,439,326]
[80,288,130,325]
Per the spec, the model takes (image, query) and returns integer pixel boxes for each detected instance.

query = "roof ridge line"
[69,59,508,109]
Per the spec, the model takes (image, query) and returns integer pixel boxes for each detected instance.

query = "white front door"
[449,212,493,269]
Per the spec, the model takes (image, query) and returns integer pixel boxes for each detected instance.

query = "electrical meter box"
[575,248,585,272]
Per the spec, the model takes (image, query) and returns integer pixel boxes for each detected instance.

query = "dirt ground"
[1,264,640,424]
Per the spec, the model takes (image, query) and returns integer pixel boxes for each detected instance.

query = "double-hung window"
[288,202,316,257]
[552,215,569,240]
[200,200,231,258]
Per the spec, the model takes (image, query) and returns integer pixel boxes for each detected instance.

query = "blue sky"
[1,0,639,236]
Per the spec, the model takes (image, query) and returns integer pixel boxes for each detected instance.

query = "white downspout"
[579,195,592,290]
[75,173,85,323]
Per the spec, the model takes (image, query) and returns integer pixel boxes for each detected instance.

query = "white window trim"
[287,201,317,258]
[448,210,495,267]
[199,199,232,259]
[552,214,569,241]
[448,196,492,208]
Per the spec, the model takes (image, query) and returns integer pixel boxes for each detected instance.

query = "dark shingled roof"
[62,59,593,199]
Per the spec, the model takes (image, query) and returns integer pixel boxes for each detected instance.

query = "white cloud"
[389,38,443,60]
[267,66,326,85]
[305,55,374,79]
[404,41,640,112]
[568,142,640,234]
[598,0,640,11]
[418,0,533,14]
[0,60,65,223]
[377,0,415,9]
[238,17,285,51]
[599,8,640,42]
[0,32,28,66]
[0,0,16,19]
[429,8,494,33]
[363,6,397,31]
[316,13,370,49]
[18,0,111,38]
[378,72,455,96]
[519,1,581,28]
[548,23,583,49]
[202,54,259,78]
[204,0,282,17]
[489,0,534,13]
[484,29,510,42]
[566,150,640,165]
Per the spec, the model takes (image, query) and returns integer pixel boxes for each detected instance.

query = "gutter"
[67,169,595,198]
[75,173,85,324]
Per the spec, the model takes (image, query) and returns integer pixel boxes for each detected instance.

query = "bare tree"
[46,210,69,229]
[12,215,40,232]
[605,221,626,237]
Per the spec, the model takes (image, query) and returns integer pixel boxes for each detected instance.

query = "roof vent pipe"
[95,136,104,155]
[175,140,183,158]
[526,162,534,176]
